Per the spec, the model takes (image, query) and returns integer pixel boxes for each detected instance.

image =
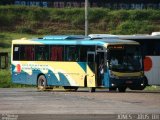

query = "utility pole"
[85,0,88,36]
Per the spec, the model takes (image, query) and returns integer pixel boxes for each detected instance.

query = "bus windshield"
[108,45,142,72]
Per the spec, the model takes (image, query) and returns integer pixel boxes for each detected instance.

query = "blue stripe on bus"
[58,72,71,86]
[35,40,106,46]
[77,62,87,72]
[48,70,71,86]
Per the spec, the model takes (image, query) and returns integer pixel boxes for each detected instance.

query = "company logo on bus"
[16,64,21,73]
[144,57,152,71]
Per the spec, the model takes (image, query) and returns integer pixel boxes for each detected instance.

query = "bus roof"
[89,34,119,39]
[117,35,160,40]
[42,35,90,40]
[88,33,160,40]
[12,35,139,46]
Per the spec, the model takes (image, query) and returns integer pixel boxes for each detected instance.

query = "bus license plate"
[126,81,132,84]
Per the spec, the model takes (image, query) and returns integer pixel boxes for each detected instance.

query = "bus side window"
[19,46,25,60]
[50,46,64,61]
[155,41,160,55]
[26,46,34,61]
[79,46,95,62]
[80,46,87,62]
[20,45,35,61]
[13,45,20,60]
[66,46,79,61]
[35,45,49,61]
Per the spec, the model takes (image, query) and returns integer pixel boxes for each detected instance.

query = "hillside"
[0,5,160,35]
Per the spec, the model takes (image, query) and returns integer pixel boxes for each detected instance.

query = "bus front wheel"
[37,75,47,91]
[109,87,117,92]
[118,86,126,92]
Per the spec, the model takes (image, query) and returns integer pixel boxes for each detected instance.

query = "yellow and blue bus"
[11,35,146,92]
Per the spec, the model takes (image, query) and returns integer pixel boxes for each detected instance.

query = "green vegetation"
[0,5,160,35]
[0,6,160,89]
[0,70,11,88]
[0,32,40,52]
[0,32,40,88]
[145,86,160,91]
[0,69,35,88]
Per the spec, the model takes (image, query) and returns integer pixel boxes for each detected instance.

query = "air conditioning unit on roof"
[151,32,160,36]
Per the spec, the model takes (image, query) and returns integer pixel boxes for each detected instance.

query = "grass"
[0,69,11,88]
[0,32,41,52]
[0,6,160,35]
[144,86,160,91]
[0,32,41,65]
[0,69,35,88]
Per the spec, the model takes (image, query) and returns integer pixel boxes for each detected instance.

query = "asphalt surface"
[0,88,160,120]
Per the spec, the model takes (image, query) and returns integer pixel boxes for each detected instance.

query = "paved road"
[0,88,160,119]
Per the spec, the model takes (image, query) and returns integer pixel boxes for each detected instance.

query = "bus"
[117,32,160,86]
[89,33,160,86]
[11,35,146,92]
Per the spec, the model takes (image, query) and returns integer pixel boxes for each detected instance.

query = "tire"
[89,87,96,92]
[37,75,47,91]
[140,77,148,90]
[64,86,78,91]
[109,87,117,92]
[118,86,126,92]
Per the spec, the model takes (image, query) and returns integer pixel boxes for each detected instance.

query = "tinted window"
[20,45,35,61]
[80,46,95,62]
[13,45,20,60]
[35,45,49,61]
[50,46,64,61]
[65,46,79,61]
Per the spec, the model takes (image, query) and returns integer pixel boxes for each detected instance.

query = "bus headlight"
[111,83,115,87]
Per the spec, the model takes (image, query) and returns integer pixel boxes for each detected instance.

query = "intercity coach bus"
[11,35,146,92]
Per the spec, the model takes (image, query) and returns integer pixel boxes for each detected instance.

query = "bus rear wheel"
[89,87,96,92]
[64,86,78,91]
[37,75,47,91]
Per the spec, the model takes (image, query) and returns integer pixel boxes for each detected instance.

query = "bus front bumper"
[110,77,146,90]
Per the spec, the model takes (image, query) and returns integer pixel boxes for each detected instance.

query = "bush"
[117,21,155,34]
[0,5,160,34]
[16,26,34,34]
[72,13,84,26]
[109,10,129,22]
[89,8,109,22]
[0,13,17,26]
[148,10,160,20]
[128,10,151,21]
[0,70,12,88]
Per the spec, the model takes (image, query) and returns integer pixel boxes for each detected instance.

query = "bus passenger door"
[96,51,104,86]
[96,51,110,87]
[87,52,96,87]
